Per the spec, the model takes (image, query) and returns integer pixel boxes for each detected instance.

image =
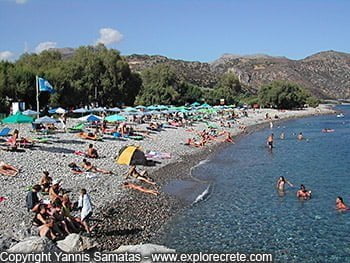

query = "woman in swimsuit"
[276,176,293,191]
[122,182,160,196]
[0,161,19,176]
[126,165,155,185]
[336,196,348,210]
[296,184,312,199]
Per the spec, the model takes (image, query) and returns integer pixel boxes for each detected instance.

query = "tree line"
[0,44,319,113]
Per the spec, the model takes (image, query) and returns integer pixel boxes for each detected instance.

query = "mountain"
[125,51,350,99]
[51,48,350,99]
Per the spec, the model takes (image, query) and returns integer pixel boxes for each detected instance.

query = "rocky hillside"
[125,51,350,99]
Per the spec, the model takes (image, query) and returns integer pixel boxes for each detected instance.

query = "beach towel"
[145,151,171,159]
[74,150,86,157]
[0,196,7,202]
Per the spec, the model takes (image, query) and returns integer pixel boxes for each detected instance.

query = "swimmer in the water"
[267,133,274,149]
[297,132,304,140]
[336,196,348,211]
[296,184,311,199]
[276,176,293,191]
[280,132,285,140]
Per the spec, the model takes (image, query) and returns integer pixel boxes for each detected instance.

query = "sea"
[160,105,350,262]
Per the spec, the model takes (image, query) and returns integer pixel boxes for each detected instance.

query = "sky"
[0,0,350,62]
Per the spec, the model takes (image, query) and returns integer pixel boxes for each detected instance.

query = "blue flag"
[38,77,55,93]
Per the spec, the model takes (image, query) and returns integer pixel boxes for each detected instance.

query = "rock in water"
[8,236,57,252]
[115,243,175,263]
[56,233,97,252]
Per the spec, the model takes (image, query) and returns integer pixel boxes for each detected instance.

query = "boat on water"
[337,113,344,118]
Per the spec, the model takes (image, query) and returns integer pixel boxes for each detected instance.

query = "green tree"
[206,72,243,105]
[258,80,316,109]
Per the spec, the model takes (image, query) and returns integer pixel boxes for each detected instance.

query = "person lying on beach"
[336,196,348,211]
[185,138,205,147]
[68,162,84,174]
[122,182,160,196]
[86,144,98,158]
[276,176,293,191]
[82,159,112,174]
[0,161,19,176]
[218,131,234,143]
[125,165,156,185]
[39,171,52,192]
[78,132,99,141]
[296,184,312,199]
[267,133,274,149]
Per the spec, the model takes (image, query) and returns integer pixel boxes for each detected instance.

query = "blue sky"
[0,0,349,62]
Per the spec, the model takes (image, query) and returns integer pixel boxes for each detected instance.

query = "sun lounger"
[0,127,11,137]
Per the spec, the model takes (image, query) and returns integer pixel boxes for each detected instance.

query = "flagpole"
[36,76,39,119]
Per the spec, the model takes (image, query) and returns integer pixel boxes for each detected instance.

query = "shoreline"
[92,105,336,251]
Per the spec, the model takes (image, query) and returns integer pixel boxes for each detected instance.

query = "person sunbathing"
[122,182,160,196]
[78,132,98,141]
[82,159,112,174]
[86,144,98,158]
[126,165,156,185]
[68,162,84,174]
[0,161,19,176]
[9,129,33,148]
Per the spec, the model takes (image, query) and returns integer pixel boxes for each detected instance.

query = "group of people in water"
[276,175,348,210]
[271,126,347,211]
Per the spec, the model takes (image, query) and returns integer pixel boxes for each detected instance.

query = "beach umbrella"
[105,114,126,122]
[22,109,39,116]
[135,105,146,110]
[73,108,89,114]
[123,107,138,112]
[48,108,58,114]
[79,114,102,122]
[146,105,158,111]
[107,107,121,112]
[191,102,201,107]
[2,112,34,124]
[34,116,58,124]
[55,107,67,114]
[200,103,211,108]
[116,146,147,165]
[90,107,106,113]
[157,105,168,110]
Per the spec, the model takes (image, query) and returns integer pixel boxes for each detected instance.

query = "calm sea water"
[160,105,350,262]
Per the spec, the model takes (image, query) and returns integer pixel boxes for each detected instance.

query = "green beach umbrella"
[200,103,211,108]
[123,107,138,112]
[105,114,126,122]
[1,112,34,124]
[191,102,201,107]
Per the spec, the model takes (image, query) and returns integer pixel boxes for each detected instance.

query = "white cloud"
[0,51,14,61]
[95,28,123,46]
[35,41,57,53]
[15,0,28,4]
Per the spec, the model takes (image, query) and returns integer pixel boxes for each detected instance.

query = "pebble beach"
[0,105,335,250]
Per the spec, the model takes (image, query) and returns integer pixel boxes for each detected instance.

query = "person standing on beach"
[267,133,274,149]
[77,188,94,234]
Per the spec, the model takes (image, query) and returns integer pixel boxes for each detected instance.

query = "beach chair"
[68,123,85,133]
[0,127,11,137]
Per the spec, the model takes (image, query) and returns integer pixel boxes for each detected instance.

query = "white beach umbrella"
[55,107,67,114]
[34,116,58,124]
[22,109,39,116]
